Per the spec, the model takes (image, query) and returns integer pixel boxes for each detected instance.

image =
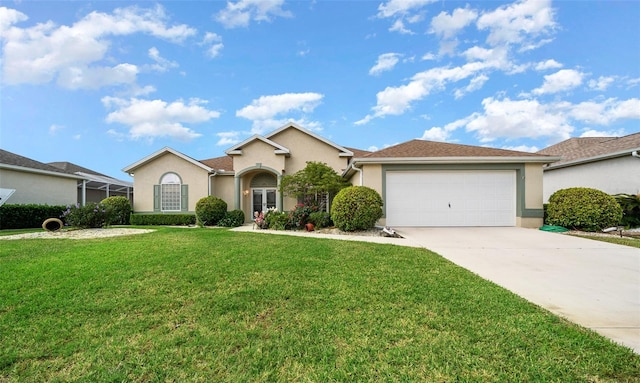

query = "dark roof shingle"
[537,132,640,166]
[200,155,233,171]
[362,139,548,158]
[0,149,74,175]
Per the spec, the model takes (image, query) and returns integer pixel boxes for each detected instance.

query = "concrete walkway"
[397,227,640,354]
[232,225,640,353]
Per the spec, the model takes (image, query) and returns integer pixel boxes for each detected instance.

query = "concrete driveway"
[397,227,640,354]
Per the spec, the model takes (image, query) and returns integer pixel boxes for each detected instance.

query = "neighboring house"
[123,123,558,228]
[0,149,133,206]
[0,149,84,205]
[48,162,133,204]
[537,132,640,202]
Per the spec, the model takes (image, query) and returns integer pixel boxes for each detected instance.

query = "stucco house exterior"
[537,132,640,202]
[0,149,133,206]
[123,123,558,228]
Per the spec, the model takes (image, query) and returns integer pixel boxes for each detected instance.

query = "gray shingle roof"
[362,139,550,158]
[537,132,640,167]
[0,149,74,175]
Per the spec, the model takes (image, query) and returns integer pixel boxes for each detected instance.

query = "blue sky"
[1,0,639,180]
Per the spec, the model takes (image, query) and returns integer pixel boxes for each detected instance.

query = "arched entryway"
[250,173,277,215]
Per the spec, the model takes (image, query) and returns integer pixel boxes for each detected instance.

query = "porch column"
[234,175,241,210]
[81,180,87,206]
[276,174,283,212]
[106,183,110,199]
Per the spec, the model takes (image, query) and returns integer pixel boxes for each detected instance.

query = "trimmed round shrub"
[331,186,383,231]
[101,196,131,225]
[218,209,245,227]
[546,187,623,232]
[195,196,227,226]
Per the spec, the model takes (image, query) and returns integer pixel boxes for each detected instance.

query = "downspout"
[352,162,363,186]
[208,171,217,196]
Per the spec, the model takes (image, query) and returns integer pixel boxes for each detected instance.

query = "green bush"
[218,210,245,227]
[308,211,332,228]
[101,196,131,225]
[62,202,107,228]
[0,204,67,230]
[331,186,383,231]
[614,193,640,228]
[130,214,196,226]
[546,187,623,232]
[265,211,289,230]
[195,196,227,226]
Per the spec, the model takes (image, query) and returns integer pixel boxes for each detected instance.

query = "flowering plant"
[61,202,107,228]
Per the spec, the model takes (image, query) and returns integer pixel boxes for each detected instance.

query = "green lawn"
[1,227,638,382]
[571,233,640,249]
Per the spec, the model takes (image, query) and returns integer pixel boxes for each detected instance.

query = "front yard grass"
[571,233,640,249]
[1,227,638,382]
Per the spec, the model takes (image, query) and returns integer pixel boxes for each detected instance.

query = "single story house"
[537,132,640,202]
[123,123,559,228]
[0,149,133,206]
[48,161,134,204]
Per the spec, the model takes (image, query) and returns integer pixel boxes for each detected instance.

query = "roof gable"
[224,135,290,155]
[123,147,213,174]
[265,123,354,157]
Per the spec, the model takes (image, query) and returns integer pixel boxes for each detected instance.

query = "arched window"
[155,172,185,212]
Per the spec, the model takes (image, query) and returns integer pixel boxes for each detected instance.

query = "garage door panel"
[386,171,516,227]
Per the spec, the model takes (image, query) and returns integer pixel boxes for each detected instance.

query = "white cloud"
[216,131,241,146]
[476,0,556,48]
[465,97,574,142]
[580,129,626,138]
[215,0,292,29]
[501,144,539,152]
[49,124,64,135]
[202,32,224,58]
[424,96,640,145]
[454,74,489,99]
[1,5,196,88]
[430,7,477,39]
[236,92,323,133]
[588,76,615,91]
[103,97,220,141]
[147,47,178,72]
[369,53,402,76]
[0,7,27,35]
[237,93,323,120]
[357,61,498,124]
[532,69,584,95]
[534,59,562,71]
[421,127,449,141]
[377,0,435,19]
[389,19,414,35]
[367,145,379,152]
[421,52,436,61]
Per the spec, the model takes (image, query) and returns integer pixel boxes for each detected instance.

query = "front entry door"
[252,188,276,215]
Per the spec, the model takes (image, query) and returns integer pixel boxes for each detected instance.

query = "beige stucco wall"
[523,163,544,209]
[268,128,350,174]
[0,169,78,205]
[211,175,235,210]
[543,156,640,202]
[130,152,210,212]
[517,217,543,229]
[232,140,286,175]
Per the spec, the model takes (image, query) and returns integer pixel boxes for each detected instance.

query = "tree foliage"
[279,161,349,205]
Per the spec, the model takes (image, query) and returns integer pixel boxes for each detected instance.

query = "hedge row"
[129,213,196,226]
[0,204,67,230]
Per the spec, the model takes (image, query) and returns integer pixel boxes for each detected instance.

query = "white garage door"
[386,171,516,227]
